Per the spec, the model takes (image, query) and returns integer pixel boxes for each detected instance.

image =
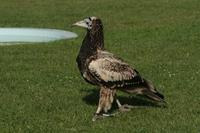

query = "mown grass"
[0,0,200,132]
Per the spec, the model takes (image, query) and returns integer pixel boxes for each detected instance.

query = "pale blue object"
[0,28,77,44]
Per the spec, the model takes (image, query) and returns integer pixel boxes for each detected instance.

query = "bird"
[73,16,165,121]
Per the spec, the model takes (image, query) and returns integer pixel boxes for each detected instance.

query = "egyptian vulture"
[73,17,165,121]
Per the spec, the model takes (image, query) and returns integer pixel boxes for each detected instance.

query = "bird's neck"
[76,22,104,75]
[89,27,104,51]
[80,28,104,56]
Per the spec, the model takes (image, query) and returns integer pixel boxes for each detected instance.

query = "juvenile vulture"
[73,17,165,121]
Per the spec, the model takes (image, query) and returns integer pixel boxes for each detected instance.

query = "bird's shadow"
[81,88,166,111]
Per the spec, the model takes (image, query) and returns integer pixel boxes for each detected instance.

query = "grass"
[0,0,200,132]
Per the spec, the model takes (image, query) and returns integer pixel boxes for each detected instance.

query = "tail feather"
[142,79,165,102]
[122,78,166,103]
[154,91,164,99]
[143,90,165,102]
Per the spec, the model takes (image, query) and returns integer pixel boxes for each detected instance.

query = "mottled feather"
[88,50,143,88]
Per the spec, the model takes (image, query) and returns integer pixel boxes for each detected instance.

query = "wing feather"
[88,51,142,88]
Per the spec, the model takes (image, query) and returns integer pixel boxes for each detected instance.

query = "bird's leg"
[92,87,116,121]
[92,88,107,121]
[116,98,134,112]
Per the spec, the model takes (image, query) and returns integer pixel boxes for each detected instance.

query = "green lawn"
[0,0,200,132]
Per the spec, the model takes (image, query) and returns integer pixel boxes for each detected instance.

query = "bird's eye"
[86,22,89,25]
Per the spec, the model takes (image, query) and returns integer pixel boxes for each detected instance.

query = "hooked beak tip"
[71,23,78,28]
[71,20,88,28]
[72,23,77,27]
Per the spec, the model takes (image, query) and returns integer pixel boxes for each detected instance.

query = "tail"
[142,79,165,103]
[143,90,165,102]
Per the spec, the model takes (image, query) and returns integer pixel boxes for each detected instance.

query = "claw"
[119,104,134,112]
[92,113,104,121]
[92,113,117,121]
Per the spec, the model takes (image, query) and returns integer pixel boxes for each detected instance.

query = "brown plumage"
[74,17,165,121]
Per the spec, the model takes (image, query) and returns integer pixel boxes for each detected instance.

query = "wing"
[88,51,143,88]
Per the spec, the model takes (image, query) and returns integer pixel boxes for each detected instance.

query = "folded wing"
[88,51,143,88]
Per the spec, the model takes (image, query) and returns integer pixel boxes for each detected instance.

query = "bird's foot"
[92,113,116,121]
[119,104,134,112]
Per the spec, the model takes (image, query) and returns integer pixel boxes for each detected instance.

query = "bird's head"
[73,16,103,30]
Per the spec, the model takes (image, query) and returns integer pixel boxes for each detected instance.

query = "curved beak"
[73,20,88,28]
